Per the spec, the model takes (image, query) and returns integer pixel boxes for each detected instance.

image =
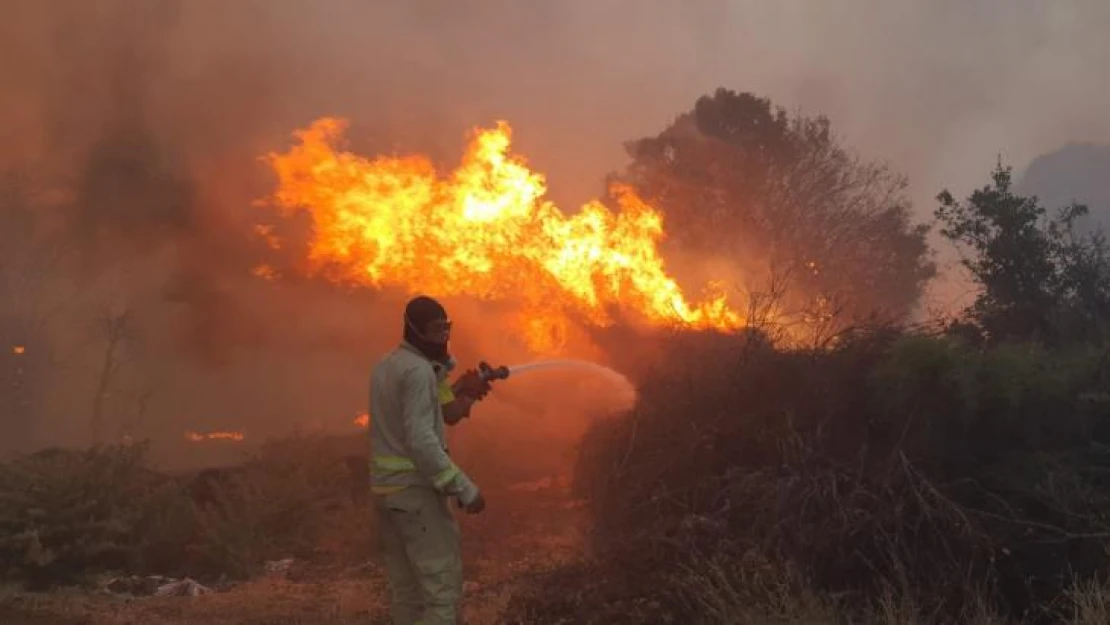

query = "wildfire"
[185,430,245,443]
[11,345,25,355]
[353,412,370,428]
[259,118,745,350]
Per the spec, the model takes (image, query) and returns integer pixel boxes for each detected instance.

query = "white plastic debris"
[102,575,170,596]
[154,577,213,597]
[264,558,295,576]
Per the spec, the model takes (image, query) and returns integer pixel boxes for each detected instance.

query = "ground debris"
[264,557,295,577]
[100,575,216,598]
[101,575,168,596]
[154,577,213,597]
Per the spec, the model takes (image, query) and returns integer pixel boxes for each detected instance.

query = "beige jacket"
[369,341,480,505]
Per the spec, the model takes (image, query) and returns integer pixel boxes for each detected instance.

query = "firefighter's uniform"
[370,341,480,625]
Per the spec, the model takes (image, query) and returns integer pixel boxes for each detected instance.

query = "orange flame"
[353,412,370,428]
[260,118,744,350]
[185,430,245,443]
[11,345,25,355]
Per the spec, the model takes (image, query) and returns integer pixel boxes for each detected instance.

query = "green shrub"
[561,330,1110,621]
[869,337,1103,475]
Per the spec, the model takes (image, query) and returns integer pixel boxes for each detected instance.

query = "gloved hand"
[452,368,493,401]
[464,491,487,514]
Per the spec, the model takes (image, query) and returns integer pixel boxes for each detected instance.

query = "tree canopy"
[936,162,1110,344]
[616,88,935,340]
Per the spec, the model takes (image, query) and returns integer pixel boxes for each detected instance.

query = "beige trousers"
[375,486,464,625]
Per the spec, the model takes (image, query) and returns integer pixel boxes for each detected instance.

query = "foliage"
[935,163,1110,344]
[519,329,1110,623]
[617,88,935,336]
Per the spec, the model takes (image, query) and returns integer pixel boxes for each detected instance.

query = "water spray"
[477,359,629,384]
[473,359,637,405]
[506,359,629,383]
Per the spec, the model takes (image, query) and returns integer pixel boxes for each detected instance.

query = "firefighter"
[369,295,488,624]
[345,354,488,507]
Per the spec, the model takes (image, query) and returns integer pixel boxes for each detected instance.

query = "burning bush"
[507,329,1110,623]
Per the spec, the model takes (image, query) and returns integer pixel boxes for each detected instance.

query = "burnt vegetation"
[3,87,1110,624]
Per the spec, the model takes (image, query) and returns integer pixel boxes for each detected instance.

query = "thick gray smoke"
[1,1,1107,464]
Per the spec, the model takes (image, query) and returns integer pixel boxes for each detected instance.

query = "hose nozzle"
[477,361,510,382]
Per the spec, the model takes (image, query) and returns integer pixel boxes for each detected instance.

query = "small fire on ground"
[353,412,370,428]
[185,430,245,443]
[11,345,25,355]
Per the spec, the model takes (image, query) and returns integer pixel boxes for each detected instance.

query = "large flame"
[259,118,744,350]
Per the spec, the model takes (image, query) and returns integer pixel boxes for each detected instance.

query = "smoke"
[2,1,1108,464]
[5,2,1110,198]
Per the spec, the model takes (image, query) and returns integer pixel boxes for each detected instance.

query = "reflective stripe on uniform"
[370,456,413,495]
[371,484,407,495]
[372,454,461,490]
[433,465,460,489]
[372,455,416,472]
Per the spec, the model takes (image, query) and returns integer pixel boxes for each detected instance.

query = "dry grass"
[0,482,587,625]
[1,577,386,625]
[4,474,1108,625]
[662,554,1110,625]
[1065,578,1110,625]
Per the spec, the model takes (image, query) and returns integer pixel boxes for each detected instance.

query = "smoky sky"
[2,1,1110,455]
[5,1,1108,212]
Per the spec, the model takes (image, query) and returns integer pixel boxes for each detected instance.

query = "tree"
[0,172,157,450]
[616,89,935,341]
[89,305,139,445]
[935,162,1110,344]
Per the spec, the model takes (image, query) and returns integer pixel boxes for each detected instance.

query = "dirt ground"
[0,481,588,625]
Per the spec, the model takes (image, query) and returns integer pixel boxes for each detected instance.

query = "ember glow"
[185,430,245,443]
[353,412,370,428]
[11,345,24,355]
[259,118,744,350]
